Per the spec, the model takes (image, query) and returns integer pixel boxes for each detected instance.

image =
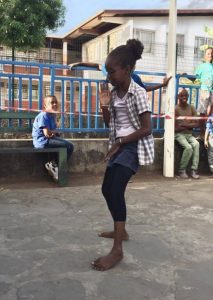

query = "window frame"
[133,29,155,54]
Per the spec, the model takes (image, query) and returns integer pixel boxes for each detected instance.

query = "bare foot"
[91,249,123,271]
[98,230,129,241]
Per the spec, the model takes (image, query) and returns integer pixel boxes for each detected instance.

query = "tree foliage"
[0,0,65,50]
[200,26,213,51]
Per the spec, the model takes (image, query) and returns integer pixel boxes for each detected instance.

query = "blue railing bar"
[8,77,12,127]
[189,87,193,105]
[50,68,55,95]
[18,78,22,127]
[95,82,99,129]
[28,78,33,127]
[87,82,91,129]
[61,80,65,129]
[175,76,180,105]
[178,84,200,89]
[135,71,166,76]
[0,59,69,70]
[157,87,162,131]
[70,81,74,129]
[176,74,196,80]
[79,81,83,129]
[8,77,12,110]
[0,78,2,109]
[38,66,43,109]
[54,76,106,84]
[29,78,32,110]
[0,73,40,80]
[195,88,199,108]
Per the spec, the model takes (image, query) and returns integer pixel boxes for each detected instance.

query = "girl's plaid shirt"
[108,79,154,166]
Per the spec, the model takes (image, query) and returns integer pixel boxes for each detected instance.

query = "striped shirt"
[108,79,154,166]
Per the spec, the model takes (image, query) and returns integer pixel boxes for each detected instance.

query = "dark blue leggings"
[101,164,134,222]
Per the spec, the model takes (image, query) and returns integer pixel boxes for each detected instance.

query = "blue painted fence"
[0,60,200,133]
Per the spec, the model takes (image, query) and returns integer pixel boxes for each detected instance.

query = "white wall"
[81,15,213,78]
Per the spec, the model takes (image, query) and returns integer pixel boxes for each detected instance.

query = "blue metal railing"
[0,60,201,133]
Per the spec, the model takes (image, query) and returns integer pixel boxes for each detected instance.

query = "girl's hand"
[204,140,208,149]
[99,83,111,107]
[105,141,120,161]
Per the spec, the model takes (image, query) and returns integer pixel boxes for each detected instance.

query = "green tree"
[200,26,213,51]
[0,0,65,50]
[0,0,65,105]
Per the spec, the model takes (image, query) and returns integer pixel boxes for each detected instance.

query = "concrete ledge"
[0,138,209,179]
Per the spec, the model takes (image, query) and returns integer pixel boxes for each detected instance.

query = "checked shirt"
[108,79,154,166]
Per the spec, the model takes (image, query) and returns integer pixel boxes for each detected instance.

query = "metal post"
[163,0,177,177]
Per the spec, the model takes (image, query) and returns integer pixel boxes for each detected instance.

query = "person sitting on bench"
[32,95,74,181]
[175,89,200,179]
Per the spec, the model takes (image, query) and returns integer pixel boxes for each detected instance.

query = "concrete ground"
[0,173,213,300]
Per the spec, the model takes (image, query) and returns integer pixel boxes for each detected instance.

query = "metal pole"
[163,0,177,177]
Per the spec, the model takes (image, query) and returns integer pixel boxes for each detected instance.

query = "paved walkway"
[0,174,213,300]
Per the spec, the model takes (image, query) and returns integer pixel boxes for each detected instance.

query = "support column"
[163,0,177,177]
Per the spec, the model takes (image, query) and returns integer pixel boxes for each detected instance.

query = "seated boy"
[32,95,74,181]
[175,89,200,179]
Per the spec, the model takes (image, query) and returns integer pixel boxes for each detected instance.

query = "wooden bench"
[0,110,68,186]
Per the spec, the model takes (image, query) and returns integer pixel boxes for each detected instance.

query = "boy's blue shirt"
[195,62,213,92]
[32,111,56,148]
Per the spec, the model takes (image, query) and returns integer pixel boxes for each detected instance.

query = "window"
[55,86,61,92]
[32,85,38,100]
[134,29,155,53]
[166,34,184,57]
[86,42,97,61]
[194,36,213,59]
[22,84,28,99]
[107,31,122,53]
[176,34,184,57]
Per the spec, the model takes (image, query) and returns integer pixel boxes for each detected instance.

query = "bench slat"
[0,111,68,186]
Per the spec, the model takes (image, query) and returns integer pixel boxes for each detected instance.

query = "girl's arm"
[69,62,101,70]
[101,106,110,127]
[146,76,172,92]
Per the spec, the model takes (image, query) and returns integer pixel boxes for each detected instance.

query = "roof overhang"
[46,9,213,44]
[62,9,213,41]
